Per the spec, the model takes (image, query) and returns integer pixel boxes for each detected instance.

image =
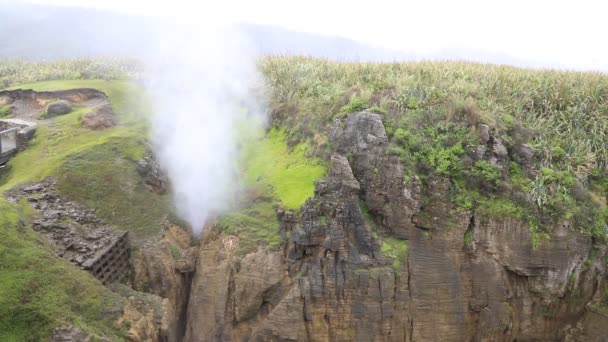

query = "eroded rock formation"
[81,104,118,130]
[179,111,608,341]
[24,109,606,341]
[136,153,167,194]
[132,224,198,341]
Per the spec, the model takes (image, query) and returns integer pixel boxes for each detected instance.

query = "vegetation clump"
[241,127,327,210]
[380,237,409,271]
[218,201,282,255]
[0,105,12,118]
[339,96,368,115]
[472,160,501,183]
[463,228,474,248]
[359,199,376,228]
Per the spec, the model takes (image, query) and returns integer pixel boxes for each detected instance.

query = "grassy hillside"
[242,128,326,210]
[1,80,169,239]
[0,79,150,340]
[0,199,126,341]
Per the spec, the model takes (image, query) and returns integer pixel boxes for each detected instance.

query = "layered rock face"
[180,111,607,341]
[133,224,199,341]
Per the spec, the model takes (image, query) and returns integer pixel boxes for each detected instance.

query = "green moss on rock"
[380,237,409,271]
[242,128,327,210]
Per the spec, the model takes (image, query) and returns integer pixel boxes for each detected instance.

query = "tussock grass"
[260,56,608,239]
[0,58,139,88]
[260,56,608,178]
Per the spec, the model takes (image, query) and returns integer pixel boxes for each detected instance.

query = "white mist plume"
[145,20,266,235]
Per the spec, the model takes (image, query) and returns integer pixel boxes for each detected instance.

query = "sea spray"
[145,21,267,235]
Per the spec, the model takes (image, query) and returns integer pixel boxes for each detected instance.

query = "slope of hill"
[0,58,607,340]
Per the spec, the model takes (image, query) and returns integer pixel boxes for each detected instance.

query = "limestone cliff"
[180,111,608,341]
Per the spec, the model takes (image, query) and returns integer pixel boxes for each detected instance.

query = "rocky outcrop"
[7,179,130,283]
[45,100,73,117]
[184,234,289,341]
[133,224,198,341]
[181,110,608,341]
[270,153,409,341]
[331,111,420,239]
[136,154,167,194]
[49,326,112,342]
[111,284,172,342]
[81,104,118,130]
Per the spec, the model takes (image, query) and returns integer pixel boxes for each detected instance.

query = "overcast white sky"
[13,0,608,71]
